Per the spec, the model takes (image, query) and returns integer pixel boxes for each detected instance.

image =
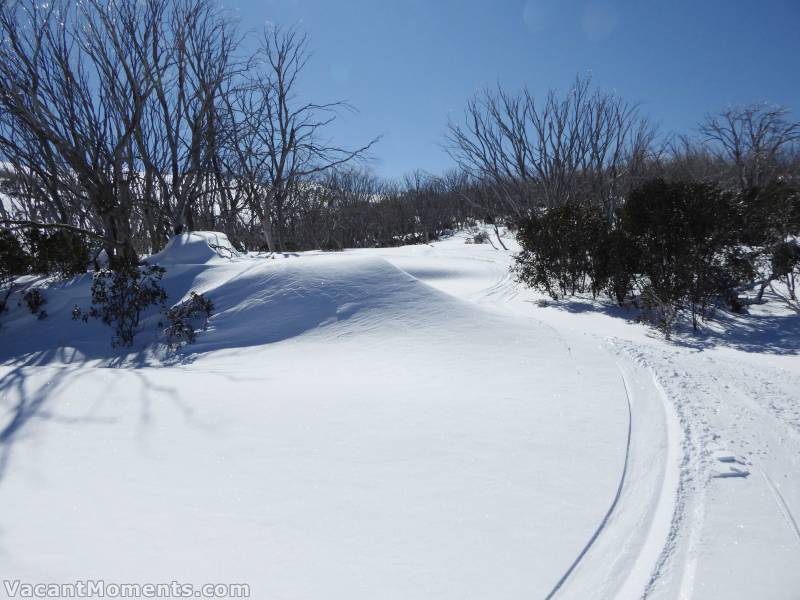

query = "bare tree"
[446,75,656,220]
[700,103,800,193]
[0,0,166,265]
[136,0,240,245]
[235,26,379,252]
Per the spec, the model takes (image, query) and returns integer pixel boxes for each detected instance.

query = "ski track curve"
[613,343,704,600]
[463,252,687,600]
[392,248,683,599]
[395,244,800,598]
[543,366,634,600]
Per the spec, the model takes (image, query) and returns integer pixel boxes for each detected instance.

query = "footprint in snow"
[712,450,750,478]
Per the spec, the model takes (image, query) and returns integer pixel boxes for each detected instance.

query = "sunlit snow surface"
[0,229,798,598]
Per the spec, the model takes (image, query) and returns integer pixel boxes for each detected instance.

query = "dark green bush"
[593,229,641,305]
[771,240,800,301]
[74,264,167,347]
[1,229,30,283]
[738,181,800,246]
[24,229,90,278]
[160,292,214,349]
[621,178,744,334]
[514,203,608,300]
[1,229,30,313]
[513,178,766,338]
[22,288,47,319]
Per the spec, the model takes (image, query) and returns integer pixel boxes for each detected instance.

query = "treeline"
[442,76,800,335]
[1,0,799,340]
[0,0,502,263]
[0,0,382,265]
[515,179,799,337]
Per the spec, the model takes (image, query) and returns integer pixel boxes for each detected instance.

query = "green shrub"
[74,264,167,347]
[0,229,30,313]
[24,229,90,278]
[622,178,745,335]
[22,288,47,319]
[514,203,608,300]
[771,240,800,301]
[160,292,214,349]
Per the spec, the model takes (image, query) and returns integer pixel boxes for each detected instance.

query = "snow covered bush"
[74,264,167,348]
[472,231,490,244]
[160,292,214,350]
[22,288,47,319]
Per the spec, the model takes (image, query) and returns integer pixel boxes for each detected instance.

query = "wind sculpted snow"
[1,229,797,598]
[0,234,630,598]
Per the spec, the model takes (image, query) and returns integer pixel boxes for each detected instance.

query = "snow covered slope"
[0,237,631,598]
[361,229,800,599]
[0,229,797,599]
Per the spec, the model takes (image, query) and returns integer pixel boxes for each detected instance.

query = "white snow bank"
[0,247,631,599]
[149,231,239,265]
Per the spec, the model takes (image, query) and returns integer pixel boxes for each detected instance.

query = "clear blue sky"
[229,0,800,180]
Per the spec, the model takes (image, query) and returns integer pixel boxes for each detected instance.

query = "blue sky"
[229,0,800,180]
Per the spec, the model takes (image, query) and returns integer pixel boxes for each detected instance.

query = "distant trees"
[278,168,477,251]
[1,0,799,344]
[223,27,379,252]
[446,75,656,219]
[0,0,377,262]
[699,104,800,193]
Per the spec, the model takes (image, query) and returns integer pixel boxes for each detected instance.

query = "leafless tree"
[700,103,800,193]
[231,26,380,252]
[0,0,167,264]
[135,0,240,247]
[0,0,255,260]
[446,75,656,220]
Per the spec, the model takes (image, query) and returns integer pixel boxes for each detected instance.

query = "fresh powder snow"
[0,229,798,599]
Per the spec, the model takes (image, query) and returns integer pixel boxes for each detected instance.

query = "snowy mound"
[190,255,473,351]
[148,231,238,265]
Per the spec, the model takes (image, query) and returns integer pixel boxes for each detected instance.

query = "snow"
[148,231,240,266]
[0,228,798,598]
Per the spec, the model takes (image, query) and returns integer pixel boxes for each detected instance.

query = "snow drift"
[3,229,796,598]
[148,231,239,266]
[0,236,631,598]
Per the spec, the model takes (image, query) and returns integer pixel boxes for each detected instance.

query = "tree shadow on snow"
[0,362,187,489]
[669,309,800,355]
[0,259,386,368]
[539,296,800,356]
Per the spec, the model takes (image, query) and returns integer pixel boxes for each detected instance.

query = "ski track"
[722,370,800,547]
[464,251,688,599]
[397,246,686,599]
[543,366,634,600]
[6,234,797,598]
[437,245,800,600]
[759,466,800,544]
[370,241,799,598]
